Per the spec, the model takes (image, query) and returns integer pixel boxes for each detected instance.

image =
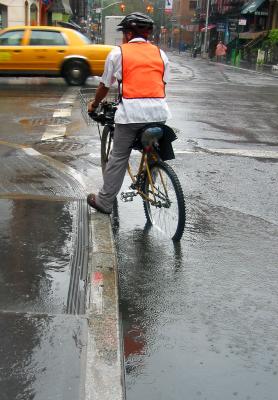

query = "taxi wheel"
[63,60,89,86]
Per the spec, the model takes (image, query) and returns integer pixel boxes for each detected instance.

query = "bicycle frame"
[127,150,169,206]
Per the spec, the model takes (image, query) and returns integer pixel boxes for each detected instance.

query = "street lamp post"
[93,1,122,42]
[203,0,210,57]
[87,0,92,37]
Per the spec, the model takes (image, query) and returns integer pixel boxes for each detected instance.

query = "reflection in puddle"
[0,199,75,314]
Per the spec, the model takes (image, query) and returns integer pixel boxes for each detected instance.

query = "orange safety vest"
[120,42,165,99]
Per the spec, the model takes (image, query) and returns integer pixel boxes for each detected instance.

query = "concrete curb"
[85,210,125,400]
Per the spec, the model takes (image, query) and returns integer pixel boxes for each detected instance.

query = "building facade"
[0,0,78,29]
[185,0,278,59]
[269,0,278,28]
[172,0,197,47]
[69,0,87,23]
[0,0,40,28]
[42,0,72,25]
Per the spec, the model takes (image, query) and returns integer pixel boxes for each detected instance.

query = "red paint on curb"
[92,271,103,283]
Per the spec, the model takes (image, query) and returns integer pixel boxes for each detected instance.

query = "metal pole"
[87,0,90,37]
[203,0,210,56]
[100,0,103,43]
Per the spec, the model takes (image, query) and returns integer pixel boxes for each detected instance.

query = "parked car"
[0,26,114,85]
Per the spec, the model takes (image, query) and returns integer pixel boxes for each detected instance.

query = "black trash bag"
[158,124,177,161]
[133,123,178,161]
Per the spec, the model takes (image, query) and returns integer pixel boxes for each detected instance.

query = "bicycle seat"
[132,125,164,151]
[141,126,164,147]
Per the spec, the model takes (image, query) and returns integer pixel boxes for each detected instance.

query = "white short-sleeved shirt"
[101,38,172,124]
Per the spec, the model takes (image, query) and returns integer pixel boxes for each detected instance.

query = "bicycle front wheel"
[101,125,114,175]
[143,161,186,241]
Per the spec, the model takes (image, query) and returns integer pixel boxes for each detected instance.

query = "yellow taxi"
[0,26,114,85]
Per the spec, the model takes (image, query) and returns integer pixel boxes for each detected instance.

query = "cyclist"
[87,12,171,214]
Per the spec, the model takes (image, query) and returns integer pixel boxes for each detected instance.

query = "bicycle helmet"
[117,12,154,32]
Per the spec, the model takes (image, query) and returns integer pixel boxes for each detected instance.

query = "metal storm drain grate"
[19,116,72,127]
[67,200,89,315]
[35,141,84,152]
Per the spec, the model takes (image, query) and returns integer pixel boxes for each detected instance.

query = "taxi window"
[30,30,66,46]
[0,30,24,46]
[73,30,92,44]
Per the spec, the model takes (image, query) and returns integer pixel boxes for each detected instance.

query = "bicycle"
[80,88,186,241]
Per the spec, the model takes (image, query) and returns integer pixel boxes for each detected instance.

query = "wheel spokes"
[145,166,181,239]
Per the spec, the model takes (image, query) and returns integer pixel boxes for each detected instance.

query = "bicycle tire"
[100,125,113,174]
[142,161,186,241]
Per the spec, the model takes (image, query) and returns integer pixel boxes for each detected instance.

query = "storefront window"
[0,5,7,30]
[30,4,38,26]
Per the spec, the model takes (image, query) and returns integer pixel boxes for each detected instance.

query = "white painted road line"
[206,148,278,159]
[22,147,41,156]
[53,109,72,118]
[40,88,77,142]
[174,148,278,159]
[42,125,67,141]
[22,146,88,188]
[174,150,196,154]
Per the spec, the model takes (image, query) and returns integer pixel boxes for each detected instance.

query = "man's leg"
[92,123,145,212]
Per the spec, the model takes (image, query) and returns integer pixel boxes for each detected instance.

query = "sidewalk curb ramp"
[85,211,125,400]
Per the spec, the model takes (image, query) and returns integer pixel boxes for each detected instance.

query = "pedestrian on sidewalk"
[215,40,227,62]
[87,12,171,214]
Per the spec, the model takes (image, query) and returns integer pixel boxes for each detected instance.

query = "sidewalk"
[168,49,278,79]
[209,59,278,79]
[0,139,125,399]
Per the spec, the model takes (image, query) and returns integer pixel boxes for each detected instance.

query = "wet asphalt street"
[115,55,278,400]
[0,54,277,400]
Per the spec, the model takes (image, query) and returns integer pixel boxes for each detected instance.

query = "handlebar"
[88,101,117,126]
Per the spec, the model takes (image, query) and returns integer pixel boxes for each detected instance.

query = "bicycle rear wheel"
[143,161,186,241]
[101,125,114,174]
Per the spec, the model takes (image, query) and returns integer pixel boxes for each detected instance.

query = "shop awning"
[61,0,71,14]
[49,0,71,13]
[201,24,216,32]
[241,0,266,14]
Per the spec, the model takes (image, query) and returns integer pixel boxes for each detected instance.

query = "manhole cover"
[35,141,84,152]
[19,116,72,127]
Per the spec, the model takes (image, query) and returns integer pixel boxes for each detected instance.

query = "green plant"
[261,39,270,50]
[268,29,278,45]
[250,47,258,55]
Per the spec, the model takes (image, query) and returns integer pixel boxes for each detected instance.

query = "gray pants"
[96,123,147,212]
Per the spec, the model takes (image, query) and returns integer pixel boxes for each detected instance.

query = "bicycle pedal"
[120,191,137,202]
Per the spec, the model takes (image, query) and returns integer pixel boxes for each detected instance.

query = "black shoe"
[87,194,111,215]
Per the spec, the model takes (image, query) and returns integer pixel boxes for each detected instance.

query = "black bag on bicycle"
[158,124,177,161]
[137,123,177,161]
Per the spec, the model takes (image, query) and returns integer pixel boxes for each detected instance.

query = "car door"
[0,29,25,72]
[23,29,68,72]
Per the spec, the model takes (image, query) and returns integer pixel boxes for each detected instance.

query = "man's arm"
[88,83,109,112]
[160,49,170,84]
[88,47,120,112]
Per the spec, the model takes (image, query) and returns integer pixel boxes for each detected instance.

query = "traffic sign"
[217,22,225,32]
[238,19,247,25]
